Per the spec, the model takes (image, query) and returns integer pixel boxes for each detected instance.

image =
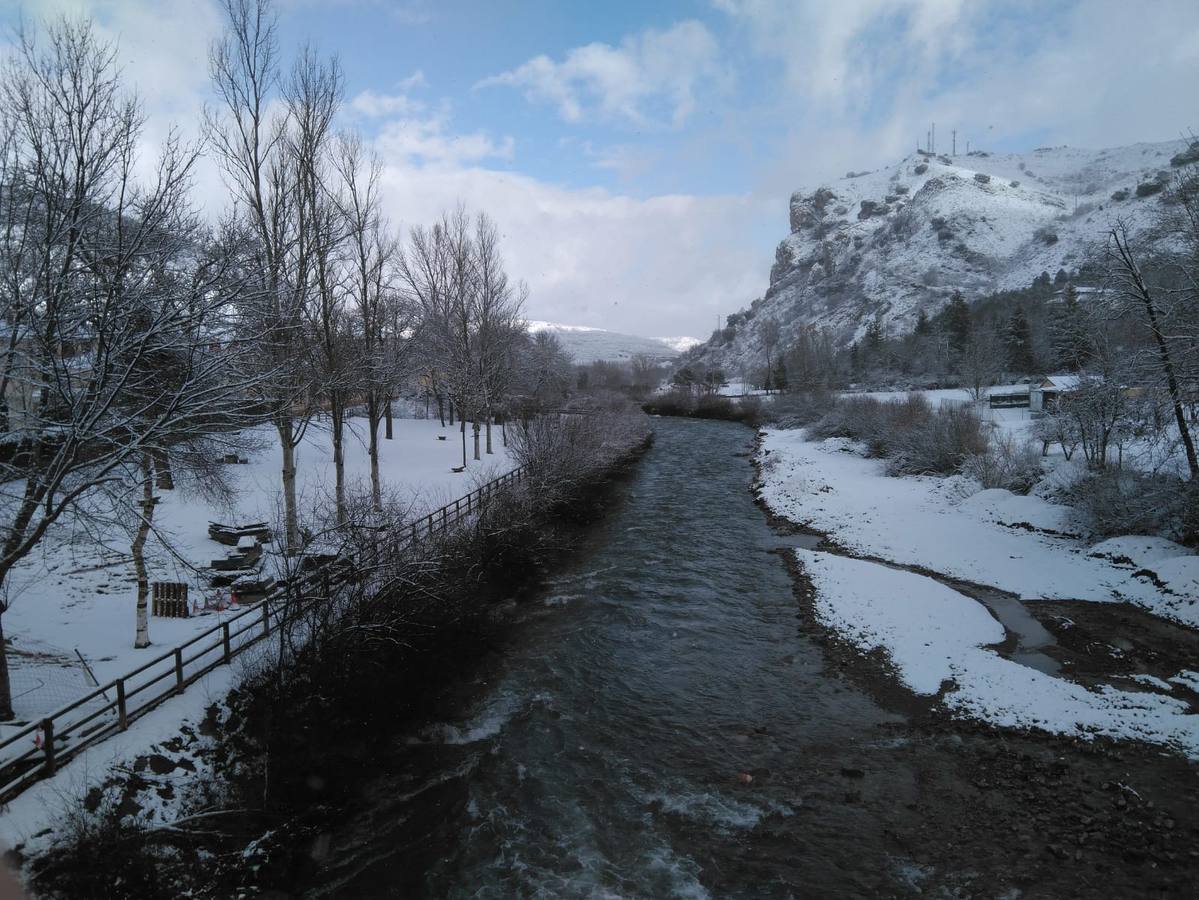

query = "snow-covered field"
[1,414,515,723]
[758,426,1199,755]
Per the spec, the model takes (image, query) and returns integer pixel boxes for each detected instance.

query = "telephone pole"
[952,129,956,156]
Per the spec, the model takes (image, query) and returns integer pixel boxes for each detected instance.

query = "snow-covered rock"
[693,139,1194,372]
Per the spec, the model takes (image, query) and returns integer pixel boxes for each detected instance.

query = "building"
[1029,374,1087,412]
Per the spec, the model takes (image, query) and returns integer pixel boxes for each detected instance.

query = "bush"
[1067,470,1193,541]
[1111,189,1129,202]
[974,172,991,184]
[886,405,987,476]
[1136,180,1164,197]
[641,390,694,417]
[961,433,1044,493]
[1034,226,1058,245]
[693,394,735,420]
[767,390,835,428]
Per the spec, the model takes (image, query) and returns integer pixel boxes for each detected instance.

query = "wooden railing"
[0,464,526,804]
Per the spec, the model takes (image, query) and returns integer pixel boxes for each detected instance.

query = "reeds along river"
[309,417,914,899]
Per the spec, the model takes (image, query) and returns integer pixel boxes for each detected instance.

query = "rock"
[737,772,754,785]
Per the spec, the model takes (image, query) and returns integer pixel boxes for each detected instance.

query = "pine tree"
[1004,305,1036,373]
[1048,284,1089,370]
[944,290,972,358]
[914,308,931,335]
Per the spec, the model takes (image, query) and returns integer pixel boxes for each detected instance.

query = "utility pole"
[932,122,936,155]
[952,129,956,156]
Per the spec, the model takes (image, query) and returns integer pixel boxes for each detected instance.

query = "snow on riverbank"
[795,550,1199,756]
[757,429,1198,626]
[2,414,515,722]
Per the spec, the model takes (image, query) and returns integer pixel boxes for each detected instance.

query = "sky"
[2,0,1197,338]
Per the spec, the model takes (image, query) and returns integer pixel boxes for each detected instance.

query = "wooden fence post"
[41,719,55,775]
[174,648,184,695]
[116,680,127,731]
[222,622,232,664]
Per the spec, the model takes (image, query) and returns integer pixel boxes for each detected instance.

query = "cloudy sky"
[3,0,1197,338]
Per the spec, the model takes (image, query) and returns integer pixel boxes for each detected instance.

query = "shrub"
[693,394,735,420]
[1034,226,1058,245]
[767,390,835,428]
[886,405,987,476]
[974,172,991,184]
[961,434,1044,493]
[737,394,764,425]
[1135,180,1164,197]
[1111,189,1129,201]
[642,391,694,417]
[1067,470,1193,541]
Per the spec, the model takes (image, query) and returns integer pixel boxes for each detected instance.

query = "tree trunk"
[485,417,493,455]
[449,399,455,426]
[331,400,346,524]
[133,452,154,649]
[460,418,467,468]
[473,420,481,461]
[368,395,382,512]
[384,396,394,440]
[437,394,445,427]
[277,419,300,554]
[1112,229,1199,478]
[153,448,174,490]
[502,416,507,448]
[0,612,13,720]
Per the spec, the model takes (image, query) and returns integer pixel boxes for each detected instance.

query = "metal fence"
[0,464,527,804]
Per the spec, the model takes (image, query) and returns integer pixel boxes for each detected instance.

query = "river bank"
[13,412,653,899]
[755,425,1199,898]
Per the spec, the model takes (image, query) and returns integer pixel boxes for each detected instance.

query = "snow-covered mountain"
[691,138,1197,373]
[527,321,699,364]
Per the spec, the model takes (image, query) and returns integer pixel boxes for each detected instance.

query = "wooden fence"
[0,464,527,804]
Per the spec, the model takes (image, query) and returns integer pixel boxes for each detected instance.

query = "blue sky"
[3,0,1197,336]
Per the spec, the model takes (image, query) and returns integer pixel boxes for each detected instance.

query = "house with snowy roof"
[1029,374,1088,412]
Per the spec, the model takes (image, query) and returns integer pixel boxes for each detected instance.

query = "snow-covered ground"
[1,414,515,723]
[758,426,1199,754]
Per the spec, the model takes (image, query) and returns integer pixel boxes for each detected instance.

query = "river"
[310,418,931,898]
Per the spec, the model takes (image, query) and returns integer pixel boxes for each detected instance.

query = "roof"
[1037,374,1090,391]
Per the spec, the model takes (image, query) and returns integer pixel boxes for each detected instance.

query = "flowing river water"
[305,418,985,897]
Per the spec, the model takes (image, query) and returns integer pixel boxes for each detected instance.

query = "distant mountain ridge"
[527,320,700,364]
[689,137,1196,376]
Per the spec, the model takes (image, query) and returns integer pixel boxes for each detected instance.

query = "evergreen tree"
[944,290,972,358]
[1048,285,1089,371]
[865,316,885,352]
[1004,305,1036,373]
[914,308,931,335]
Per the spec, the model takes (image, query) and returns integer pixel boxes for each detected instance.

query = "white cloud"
[373,155,767,337]
[349,88,424,119]
[372,103,515,165]
[477,20,728,128]
[717,0,1199,192]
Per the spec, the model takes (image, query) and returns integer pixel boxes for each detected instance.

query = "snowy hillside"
[527,321,699,364]
[693,138,1197,374]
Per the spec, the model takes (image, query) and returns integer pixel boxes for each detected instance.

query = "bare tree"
[1106,216,1199,478]
[207,0,320,550]
[959,328,1007,403]
[0,17,265,713]
[335,134,413,509]
[759,318,781,393]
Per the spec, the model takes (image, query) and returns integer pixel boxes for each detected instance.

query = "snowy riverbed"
[758,426,1199,756]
